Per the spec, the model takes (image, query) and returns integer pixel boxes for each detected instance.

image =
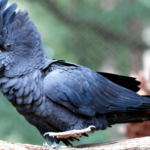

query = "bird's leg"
[44,125,96,139]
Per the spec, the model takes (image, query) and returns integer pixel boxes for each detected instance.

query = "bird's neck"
[0,69,46,114]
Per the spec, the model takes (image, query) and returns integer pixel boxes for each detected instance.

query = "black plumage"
[0,0,150,147]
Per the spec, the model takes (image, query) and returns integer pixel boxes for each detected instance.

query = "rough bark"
[1,137,150,150]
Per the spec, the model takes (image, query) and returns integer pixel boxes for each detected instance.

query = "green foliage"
[9,0,149,74]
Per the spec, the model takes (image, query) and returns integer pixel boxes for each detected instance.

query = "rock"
[0,137,150,150]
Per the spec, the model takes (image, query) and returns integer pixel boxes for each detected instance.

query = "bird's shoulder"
[42,60,107,90]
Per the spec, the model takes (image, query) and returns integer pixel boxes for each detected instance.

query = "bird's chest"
[0,70,46,111]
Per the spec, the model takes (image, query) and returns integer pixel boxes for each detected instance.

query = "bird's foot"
[51,142,60,149]
[43,142,50,146]
[43,125,96,139]
[43,142,60,149]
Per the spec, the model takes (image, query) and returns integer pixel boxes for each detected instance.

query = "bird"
[0,0,150,148]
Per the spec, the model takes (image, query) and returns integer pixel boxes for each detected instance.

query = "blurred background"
[1,0,150,146]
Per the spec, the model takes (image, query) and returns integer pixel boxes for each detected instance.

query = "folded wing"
[44,62,145,116]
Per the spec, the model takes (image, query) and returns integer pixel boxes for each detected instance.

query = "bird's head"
[0,0,47,78]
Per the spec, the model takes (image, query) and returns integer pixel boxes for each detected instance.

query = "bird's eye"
[7,44,11,48]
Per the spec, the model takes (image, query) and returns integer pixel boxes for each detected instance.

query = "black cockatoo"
[0,0,149,148]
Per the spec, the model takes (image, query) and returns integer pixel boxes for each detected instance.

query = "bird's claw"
[43,125,96,139]
[43,142,60,149]
[51,142,60,149]
[43,142,50,146]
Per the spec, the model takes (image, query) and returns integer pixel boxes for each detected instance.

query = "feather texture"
[0,0,150,147]
[0,0,17,30]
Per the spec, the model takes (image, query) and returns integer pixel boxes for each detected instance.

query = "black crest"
[0,0,17,30]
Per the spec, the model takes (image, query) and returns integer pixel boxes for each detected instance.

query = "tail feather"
[98,72,141,92]
[107,111,150,125]
[108,83,150,112]
[143,95,150,98]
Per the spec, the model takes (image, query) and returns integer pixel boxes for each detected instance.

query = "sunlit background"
[1,0,150,146]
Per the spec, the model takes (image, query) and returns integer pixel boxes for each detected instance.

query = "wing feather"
[44,65,111,116]
[44,62,145,116]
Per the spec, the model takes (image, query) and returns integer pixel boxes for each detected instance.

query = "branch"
[37,0,147,49]
[1,137,150,150]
